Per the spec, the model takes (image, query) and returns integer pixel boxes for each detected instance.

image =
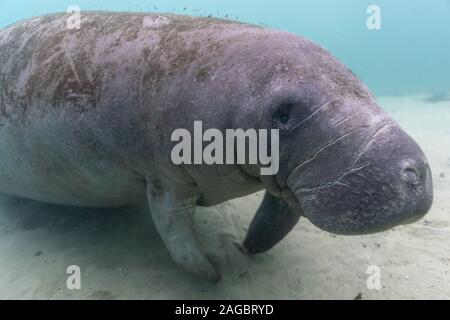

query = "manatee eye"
[273,101,294,128]
[279,113,290,124]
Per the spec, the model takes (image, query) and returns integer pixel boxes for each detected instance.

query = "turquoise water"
[0,0,449,96]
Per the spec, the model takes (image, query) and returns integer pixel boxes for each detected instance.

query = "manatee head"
[239,31,433,236]
[285,121,433,235]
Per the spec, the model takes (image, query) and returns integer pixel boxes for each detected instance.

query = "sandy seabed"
[0,95,449,299]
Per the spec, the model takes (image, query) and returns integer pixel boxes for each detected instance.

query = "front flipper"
[146,182,220,281]
[243,191,302,254]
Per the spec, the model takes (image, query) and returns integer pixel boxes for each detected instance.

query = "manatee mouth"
[287,174,393,235]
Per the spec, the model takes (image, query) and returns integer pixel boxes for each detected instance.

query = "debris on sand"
[354,293,362,300]
[423,91,450,104]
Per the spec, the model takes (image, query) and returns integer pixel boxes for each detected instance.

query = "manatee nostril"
[401,167,420,186]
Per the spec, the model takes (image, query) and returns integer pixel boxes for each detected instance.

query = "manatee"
[0,12,433,280]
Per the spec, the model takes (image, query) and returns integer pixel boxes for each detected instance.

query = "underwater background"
[0,1,449,299]
[0,0,449,97]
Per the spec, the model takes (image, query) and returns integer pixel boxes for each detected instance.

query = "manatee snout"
[288,124,433,235]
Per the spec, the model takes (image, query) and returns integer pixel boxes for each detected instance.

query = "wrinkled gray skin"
[0,12,433,280]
